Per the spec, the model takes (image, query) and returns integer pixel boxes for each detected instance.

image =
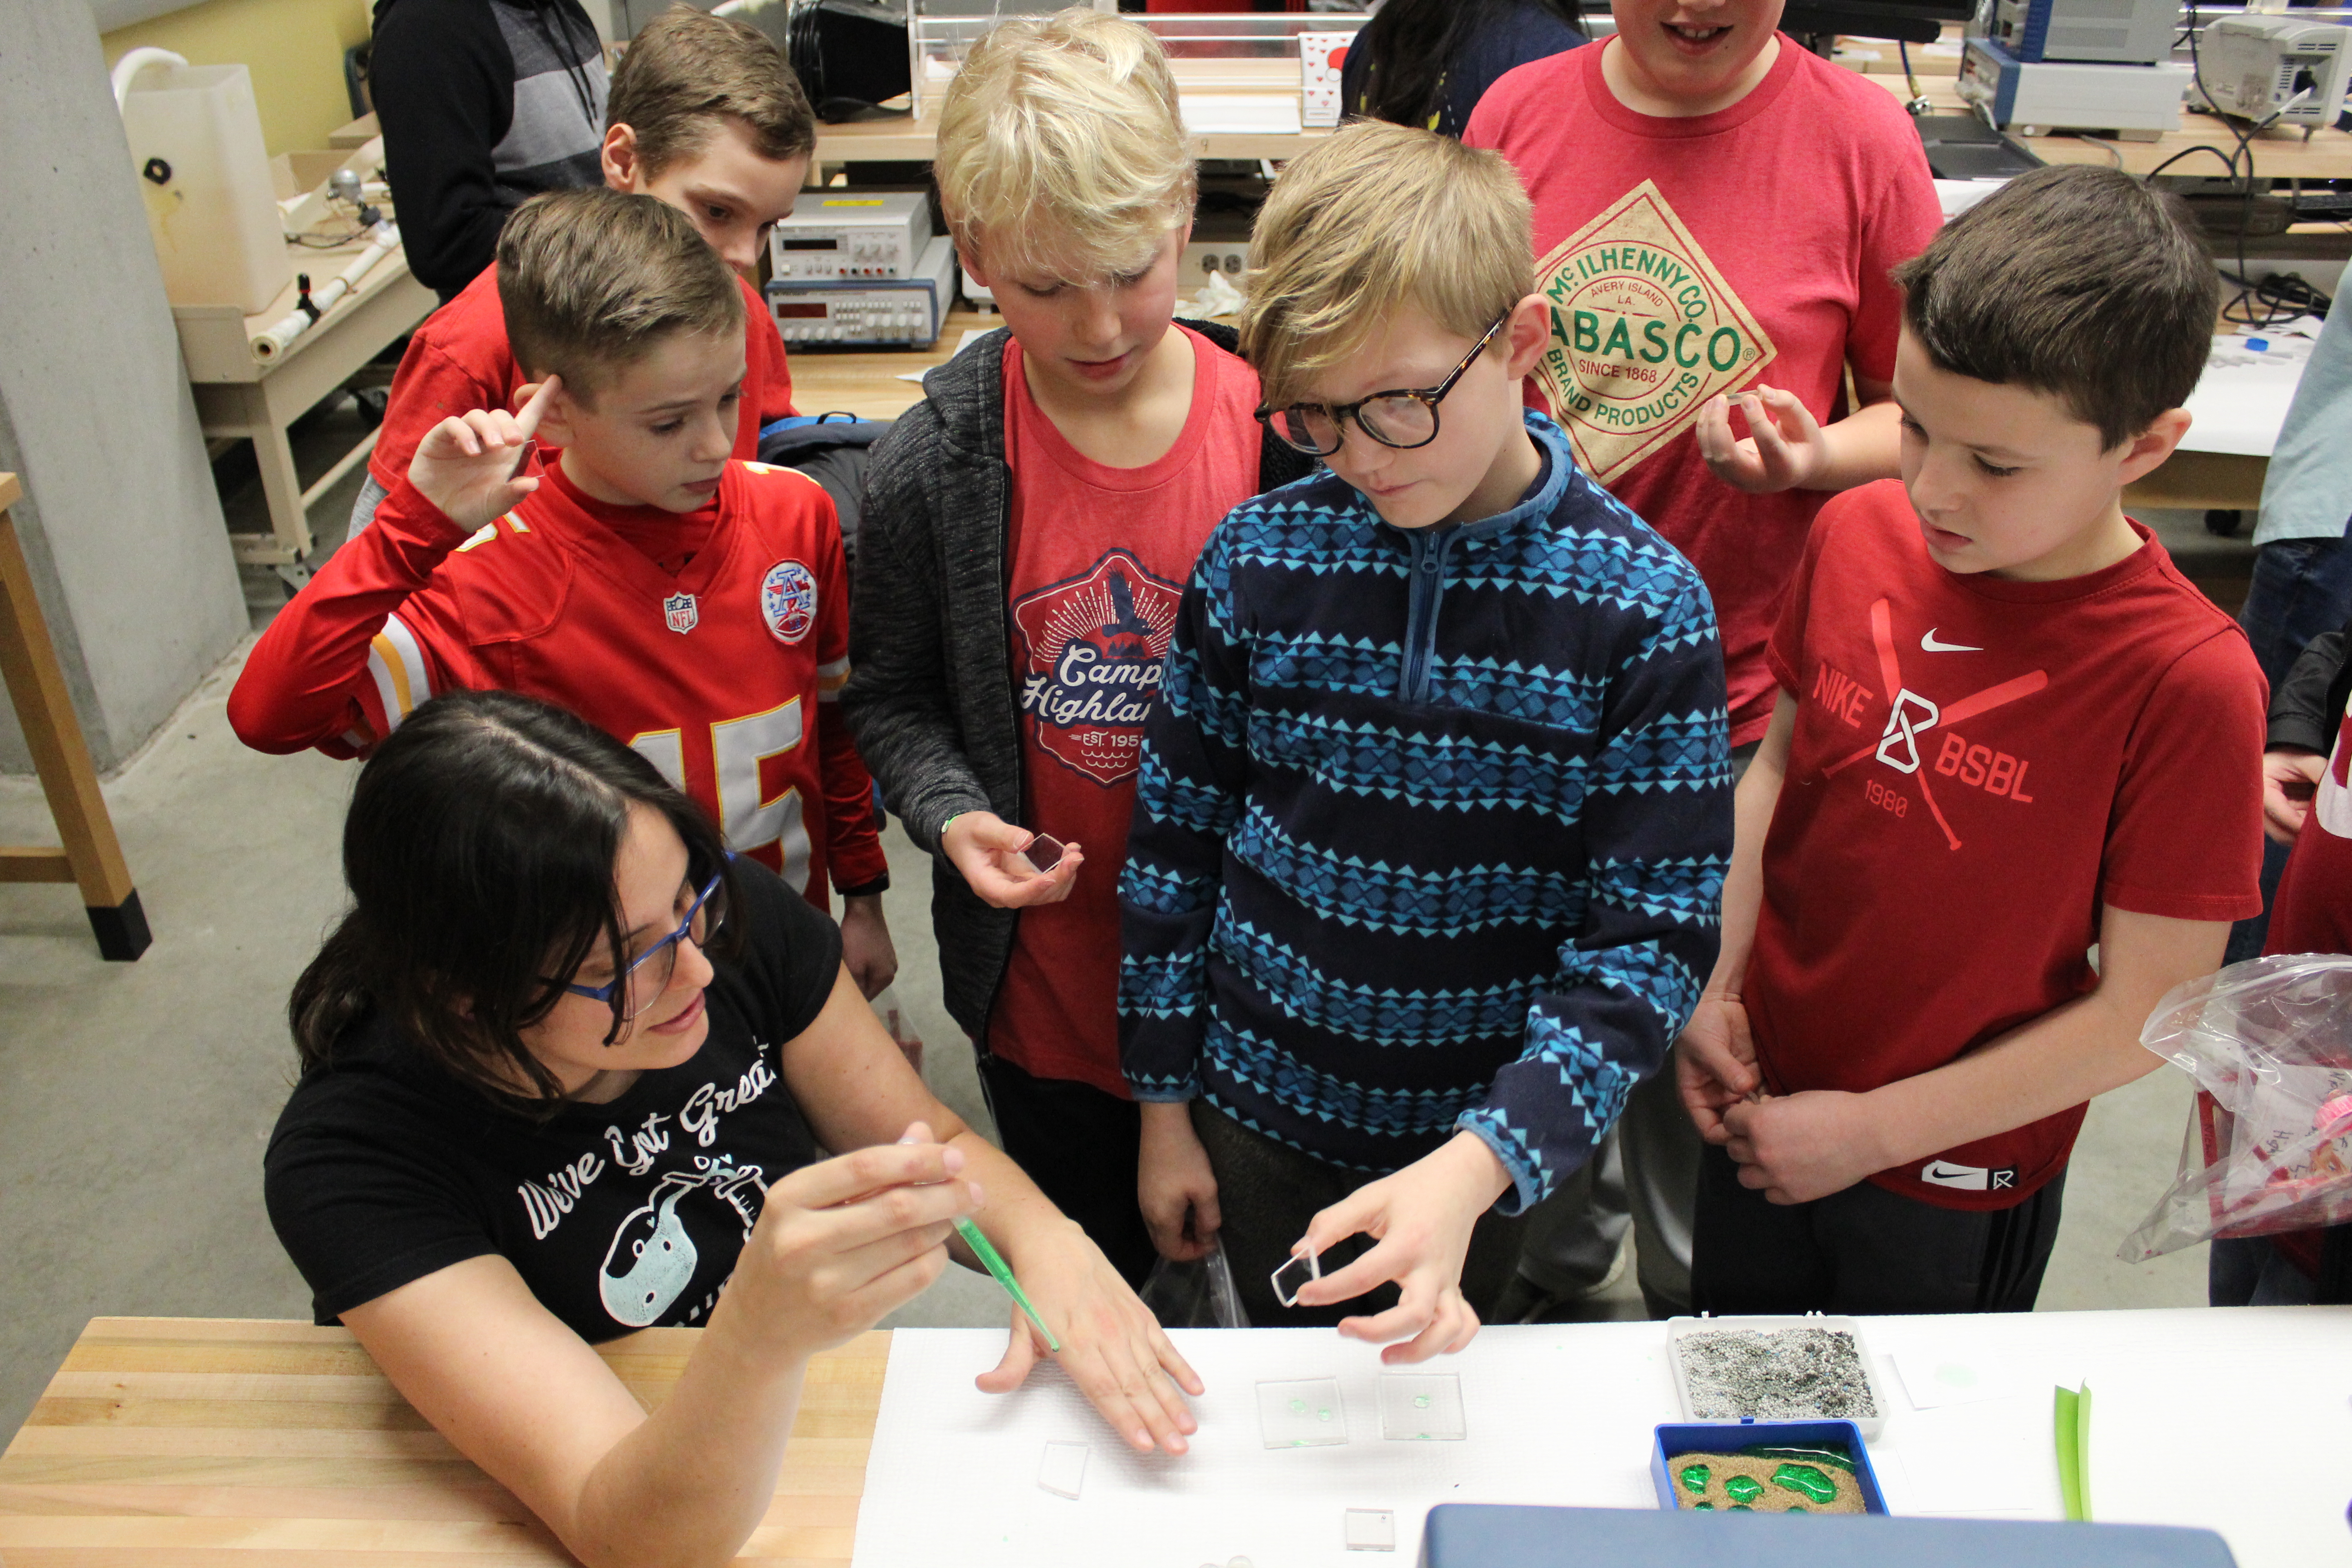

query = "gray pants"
[1192,1102,1530,1328]
[1510,737,1759,1317]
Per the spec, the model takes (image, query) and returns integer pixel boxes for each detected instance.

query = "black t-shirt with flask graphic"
[265,861,840,1340]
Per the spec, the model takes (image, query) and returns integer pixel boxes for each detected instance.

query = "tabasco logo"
[1533,181,1777,485]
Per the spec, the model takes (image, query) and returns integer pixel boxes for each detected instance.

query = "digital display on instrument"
[774,303,828,318]
[782,238,840,250]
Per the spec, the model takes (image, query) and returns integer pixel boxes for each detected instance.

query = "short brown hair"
[497,188,745,405]
[1892,166,2217,450]
[607,4,815,177]
[1241,121,1532,408]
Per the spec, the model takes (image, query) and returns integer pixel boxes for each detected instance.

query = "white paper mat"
[847,1311,2352,1568]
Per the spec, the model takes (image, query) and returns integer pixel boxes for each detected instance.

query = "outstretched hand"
[973,1220,1204,1455]
[409,375,557,534]
[1696,385,1828,494]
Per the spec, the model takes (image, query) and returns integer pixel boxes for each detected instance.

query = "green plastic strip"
[2053,1383,2093,1522]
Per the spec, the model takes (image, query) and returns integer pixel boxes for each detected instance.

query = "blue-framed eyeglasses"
[558,862,729,1023]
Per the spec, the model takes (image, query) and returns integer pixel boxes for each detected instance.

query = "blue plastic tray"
[1651,1419,1888,1514]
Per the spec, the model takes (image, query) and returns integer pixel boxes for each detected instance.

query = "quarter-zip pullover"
[1118,410,1733,1210]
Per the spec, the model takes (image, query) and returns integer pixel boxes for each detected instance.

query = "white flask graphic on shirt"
[600,1172,701,1327]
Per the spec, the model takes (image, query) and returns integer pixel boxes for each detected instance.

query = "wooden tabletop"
[0,1318,892,1565]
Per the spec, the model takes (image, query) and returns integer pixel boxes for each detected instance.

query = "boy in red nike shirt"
[350,7,809,539]
[232,189,894,995]
[1676,167,2267,1313]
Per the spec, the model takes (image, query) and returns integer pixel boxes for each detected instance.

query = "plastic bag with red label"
[2120,954,2352,1262]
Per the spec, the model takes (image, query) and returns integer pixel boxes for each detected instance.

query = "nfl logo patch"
[663,592,699,635]
[761,559,818,644]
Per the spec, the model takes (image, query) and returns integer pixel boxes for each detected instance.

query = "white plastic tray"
[1665,1314,1889,1440]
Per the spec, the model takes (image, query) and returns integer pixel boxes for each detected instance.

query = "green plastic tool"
[2054,1382,2093,1522]
[956,1217,1061,1352]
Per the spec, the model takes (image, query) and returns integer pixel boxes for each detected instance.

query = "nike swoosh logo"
[1921,629,1982,653]
[1923,1162,1974,1179]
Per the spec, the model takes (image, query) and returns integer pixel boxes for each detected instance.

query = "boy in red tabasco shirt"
[1675,168,2266,1314]
[1463,0,1940,1318]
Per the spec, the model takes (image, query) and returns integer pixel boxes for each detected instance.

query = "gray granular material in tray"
[1676,1328,1877,1421]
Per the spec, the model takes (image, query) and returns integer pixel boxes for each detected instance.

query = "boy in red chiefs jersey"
[348,6,810,540]
[1674,166,2268,1314]
[231,188,895,996]
[839,11,1310,1292]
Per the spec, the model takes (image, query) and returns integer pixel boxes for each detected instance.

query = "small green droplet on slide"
[1413,1394,1431,1408]
[1318,1407,1333,1421]
[1288,1398,1306,1414]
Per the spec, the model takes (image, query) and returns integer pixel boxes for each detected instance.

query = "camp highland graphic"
[1533,180,1778,485]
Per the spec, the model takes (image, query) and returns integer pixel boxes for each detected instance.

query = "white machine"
[1958,36,2191,137]
[767,191,933,281]
[766,234,956,346]
[1983,0,2175,64]
[2194,15,2352,129]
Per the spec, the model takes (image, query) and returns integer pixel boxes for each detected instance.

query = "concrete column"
[0,1,248,774]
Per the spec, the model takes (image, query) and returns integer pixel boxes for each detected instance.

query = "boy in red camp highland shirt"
[231,189,894,995]
[1675,167,2267,1314]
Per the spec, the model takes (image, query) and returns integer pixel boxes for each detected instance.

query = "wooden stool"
[0,474,151,960]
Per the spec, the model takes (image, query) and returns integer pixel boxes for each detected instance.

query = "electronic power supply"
[2194,15,2352,129]
[766,234,956,347]
[767,191,934,281]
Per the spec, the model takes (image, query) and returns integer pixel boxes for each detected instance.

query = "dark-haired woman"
[1340,0,1585,139]
[264,689,1200,1568]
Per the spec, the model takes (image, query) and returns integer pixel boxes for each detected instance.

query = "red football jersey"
[1748,480,2264,1209]
[367,265,797,494]
[230,459,886,903]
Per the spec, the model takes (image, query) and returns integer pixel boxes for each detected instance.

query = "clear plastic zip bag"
[1137,1237,1250,1328]
[2120,954,2352,1262]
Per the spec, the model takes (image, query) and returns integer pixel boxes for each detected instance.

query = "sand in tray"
[1671,1447,1867,1514]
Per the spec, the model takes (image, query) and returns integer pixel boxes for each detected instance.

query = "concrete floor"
[0,422,2252,1436]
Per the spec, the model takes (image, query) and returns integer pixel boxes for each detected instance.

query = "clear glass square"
[1257,1377,1348,1448]
[1344,1508,1397,1551]
[1378,1372,1465,1441]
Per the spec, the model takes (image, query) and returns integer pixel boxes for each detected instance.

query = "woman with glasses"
[264,689,1201,1568]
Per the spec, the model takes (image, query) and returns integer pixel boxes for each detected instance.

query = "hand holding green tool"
[891,1125,1060,1353]
[956,1217,1062,1353]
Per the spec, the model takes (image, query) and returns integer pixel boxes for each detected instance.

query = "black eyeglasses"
[1256,311,1514,458]
[556,861,729,1024]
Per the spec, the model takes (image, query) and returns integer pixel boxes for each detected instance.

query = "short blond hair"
[934,8,1195,279]
[1242,122,1533,407]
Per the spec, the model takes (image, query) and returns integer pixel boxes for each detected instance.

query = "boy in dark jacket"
[838,11,1308,1294]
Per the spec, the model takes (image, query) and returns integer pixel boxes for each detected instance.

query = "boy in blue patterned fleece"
[1119,121,1732,1355]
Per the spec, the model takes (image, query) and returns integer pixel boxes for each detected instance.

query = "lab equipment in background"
[1911,112,2046,179]
[1299,30,1347,127]
[1957,36,2192,137]
[2193,15,2352,129]
[1777,0,1976,48]
[248,221,401,362]
[1983,0,2175,64]
[111,48,289,314]
[766,233,956,345]
[767,191,933,280]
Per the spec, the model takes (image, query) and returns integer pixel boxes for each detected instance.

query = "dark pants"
[975,1054,1156,1289]
[2228,537,2352,964]
[1689,1144,2065,1315]
[1191,1102,1530,1327]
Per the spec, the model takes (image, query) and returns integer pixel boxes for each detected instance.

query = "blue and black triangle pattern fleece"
[1118,411,1733,1214]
